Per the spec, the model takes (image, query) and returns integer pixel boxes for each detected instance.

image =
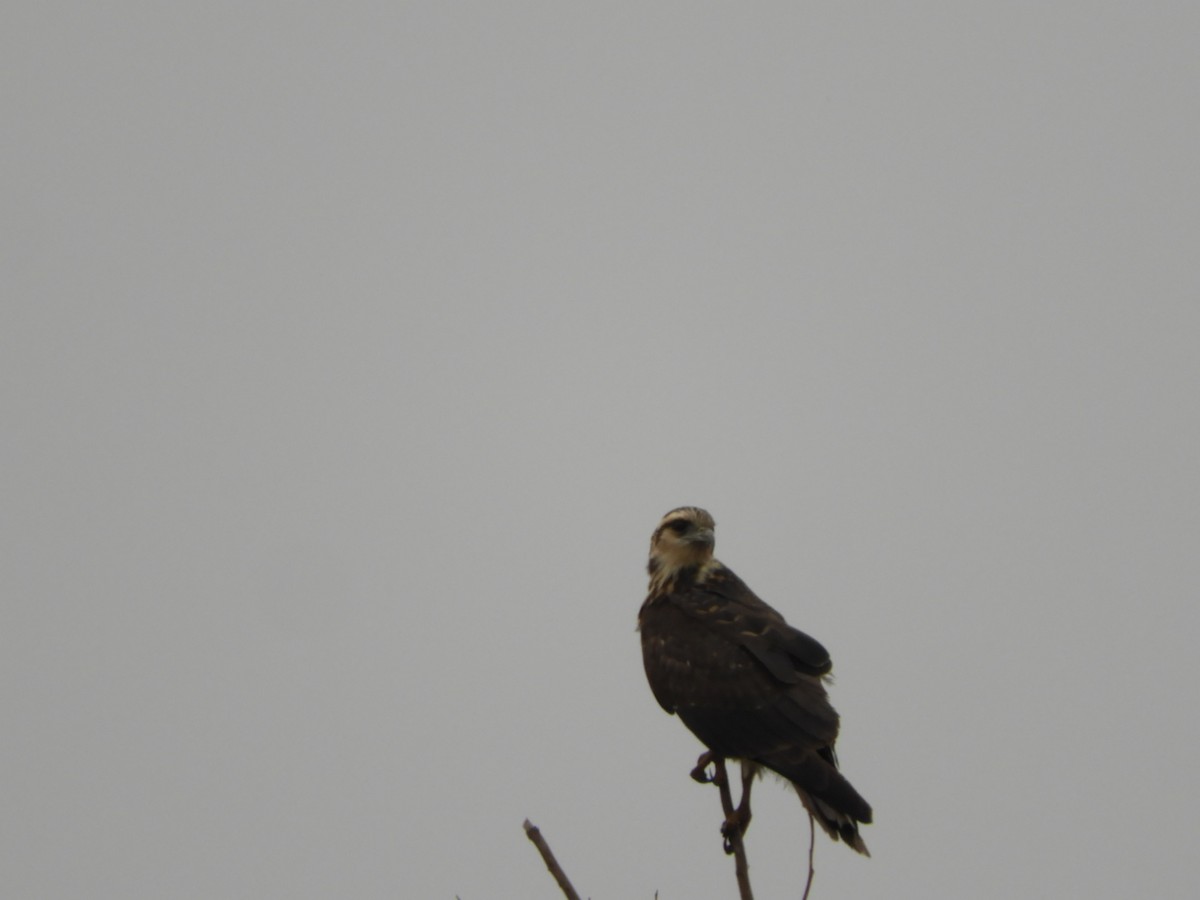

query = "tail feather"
[761,752,872,821]
[758,750,872,856]
[796,787,870,856]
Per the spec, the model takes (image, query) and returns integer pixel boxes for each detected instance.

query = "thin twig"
[712,758,754,900]
[522,819,582,900]
[801,810,816,900]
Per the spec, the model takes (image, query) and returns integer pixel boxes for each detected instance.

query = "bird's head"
[647,506,718,593]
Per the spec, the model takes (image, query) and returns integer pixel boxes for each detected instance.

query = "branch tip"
[522,818,582,900]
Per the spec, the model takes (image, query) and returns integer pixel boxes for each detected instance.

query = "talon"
[720,804,751,849]
[722,810,746,837]
[720,816,739,854]
[690,750,716,783]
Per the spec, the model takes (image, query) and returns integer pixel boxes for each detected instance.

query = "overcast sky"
[4,2,1199,898]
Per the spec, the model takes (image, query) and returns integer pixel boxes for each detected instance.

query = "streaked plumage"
[638,506,872,855]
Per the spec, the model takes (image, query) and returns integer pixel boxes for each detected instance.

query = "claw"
[721,806,751,852]
[690,750,716,783]
[690,753,753,855]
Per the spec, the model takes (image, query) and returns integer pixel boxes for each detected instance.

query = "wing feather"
[670,569,832,679]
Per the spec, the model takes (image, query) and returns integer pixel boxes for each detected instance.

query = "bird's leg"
[708,758,739,855]
[718,761,757,849]
[693,755,752,854]
[690,750,717,784]
[735,761,755,836]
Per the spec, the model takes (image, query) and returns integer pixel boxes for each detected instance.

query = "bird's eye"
[666,520,691,535]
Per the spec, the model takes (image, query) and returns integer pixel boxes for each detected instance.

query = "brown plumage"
[638,506,872,855]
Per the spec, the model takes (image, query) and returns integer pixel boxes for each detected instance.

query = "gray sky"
[4,2,1199,897]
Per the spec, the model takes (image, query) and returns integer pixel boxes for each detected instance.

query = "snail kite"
[638,506,872,855]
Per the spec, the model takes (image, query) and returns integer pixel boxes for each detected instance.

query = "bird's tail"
[795,785,871,856]
[761,748,872,856]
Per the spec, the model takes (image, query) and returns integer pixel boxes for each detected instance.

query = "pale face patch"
[647,507,719,594]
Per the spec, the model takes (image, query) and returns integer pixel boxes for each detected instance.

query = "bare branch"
[712,758,754,900]
[522,819,582,900]
[801,810,815,900]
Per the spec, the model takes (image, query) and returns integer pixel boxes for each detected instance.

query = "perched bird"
[638,506,871,855]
